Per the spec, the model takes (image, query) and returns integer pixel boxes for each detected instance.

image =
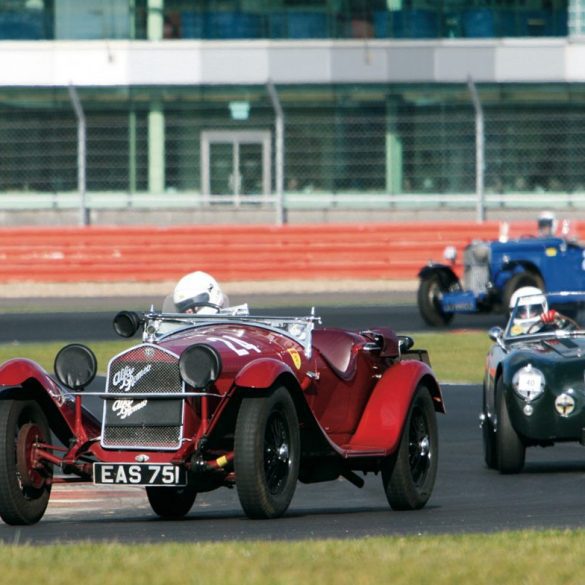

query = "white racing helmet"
[537,211,557,236]
[173,271,228,314]
[509,286,547,333]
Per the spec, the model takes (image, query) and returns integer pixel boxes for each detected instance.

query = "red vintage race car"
[0,305,444,525]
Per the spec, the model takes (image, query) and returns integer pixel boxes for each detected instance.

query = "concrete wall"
[0,38,583,87]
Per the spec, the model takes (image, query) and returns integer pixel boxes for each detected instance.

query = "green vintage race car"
[481,289,585,473]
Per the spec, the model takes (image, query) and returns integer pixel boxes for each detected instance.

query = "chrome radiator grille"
[101,344,184,450]
[463,244,490,294]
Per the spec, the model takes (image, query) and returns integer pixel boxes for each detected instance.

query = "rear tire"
[482,384,498,469]
[417,274,454,327]
[0,399,53,525]
[482,417,498,470]
[382,385,438,510]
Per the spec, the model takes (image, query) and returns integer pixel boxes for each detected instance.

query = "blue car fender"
[418,263,459,289]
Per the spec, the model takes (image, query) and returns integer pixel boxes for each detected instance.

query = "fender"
[234,357,299,389]
[0,358,101,440]
[347,360,444,454]
[418,263,459,289]
[493,263,542,291]
[0,358,65,404]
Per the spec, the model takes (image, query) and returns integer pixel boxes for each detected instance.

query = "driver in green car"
[508,286,576,336]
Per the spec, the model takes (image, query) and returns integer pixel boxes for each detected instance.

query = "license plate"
[93,463,187,486]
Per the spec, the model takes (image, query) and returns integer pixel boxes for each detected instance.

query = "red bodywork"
[0,316,443,499]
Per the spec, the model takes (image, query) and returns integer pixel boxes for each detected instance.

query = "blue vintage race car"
[417,228,585,327]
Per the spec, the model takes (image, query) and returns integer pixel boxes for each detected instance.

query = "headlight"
[179,344,221,389]
[54,343,97,390]
[443,245,457,263]
[472,243,490,262]
[512,364,545,402]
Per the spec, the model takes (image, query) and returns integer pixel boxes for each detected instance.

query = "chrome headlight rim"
[512,364,546,403]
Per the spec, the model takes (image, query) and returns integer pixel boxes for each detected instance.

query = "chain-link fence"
[1,85,585,222]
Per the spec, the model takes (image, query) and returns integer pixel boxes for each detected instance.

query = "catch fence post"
[267,81,286,226]
[68,84,89,227]
[467,76,485,223]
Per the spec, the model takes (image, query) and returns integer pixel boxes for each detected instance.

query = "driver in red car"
[172,271,248,316]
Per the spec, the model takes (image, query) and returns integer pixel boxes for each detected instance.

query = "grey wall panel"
[495,42,566,81]
[128,44,203,85]
[200,43,270,84]
[435,45,496,82]
[330,45,388,82]
[268,44,332,83]
[386,45,435,81]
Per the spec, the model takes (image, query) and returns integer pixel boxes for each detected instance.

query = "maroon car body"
[0,308,444,525]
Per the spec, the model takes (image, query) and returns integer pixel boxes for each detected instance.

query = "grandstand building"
[0,1,584,223]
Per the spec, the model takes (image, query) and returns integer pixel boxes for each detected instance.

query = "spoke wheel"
[0,399,53,525]
[417,275,454,327]
[382,385,438,511]
[146,483,197,519]
[235,387,300,519]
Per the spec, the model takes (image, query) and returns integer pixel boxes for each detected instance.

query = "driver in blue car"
[537,211,557,237]
[172,271,248,316]
[508,286,575,335]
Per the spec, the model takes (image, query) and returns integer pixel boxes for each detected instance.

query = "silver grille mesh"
[102,345,184,450]
[102,426,181,449]
[463,244,490,294]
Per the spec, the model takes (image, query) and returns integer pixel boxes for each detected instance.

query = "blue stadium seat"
[374,10,439,39]
[463,9,494,38]
[0,12,44,40]
[180,12,205,39]
[181,11,261,39]
[270,12,328,39]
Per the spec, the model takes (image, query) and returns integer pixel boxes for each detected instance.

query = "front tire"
[0,399,53,525]
[382,385,438,510]
[146,483,197,519]
[234,387,300,519]
[496,379,525,473]
[417,274,454,327]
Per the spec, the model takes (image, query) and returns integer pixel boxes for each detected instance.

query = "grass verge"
[1,530,583,585]
[0,331,491,383]
[0,340,135,376]
[407,331,492,384]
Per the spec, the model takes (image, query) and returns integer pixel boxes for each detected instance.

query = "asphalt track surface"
[2,301,585,543]
[0,298,502,344]
[3,384,585,544]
